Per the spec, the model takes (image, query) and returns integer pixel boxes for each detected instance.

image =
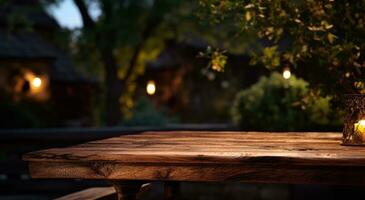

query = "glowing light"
[283,68,291,79]
[32,77,42,88]
[354,119,365,141]
[359,120,365,127]
[146,80,156,95]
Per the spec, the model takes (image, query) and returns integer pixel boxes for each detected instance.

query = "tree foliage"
[75,0,184,125]
[45,0,206,125]
[199,0,365,105]
[121,97,177,126]
[231,72,342,131]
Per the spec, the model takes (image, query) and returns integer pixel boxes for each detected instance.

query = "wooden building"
[0,0,98,127]
[138,39,269,123]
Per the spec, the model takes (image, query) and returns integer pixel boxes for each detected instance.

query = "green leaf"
[327,33,337,44]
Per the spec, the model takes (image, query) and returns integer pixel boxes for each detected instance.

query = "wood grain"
[23,131,365,185]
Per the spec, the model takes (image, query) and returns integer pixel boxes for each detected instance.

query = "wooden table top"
[23,131,365,185]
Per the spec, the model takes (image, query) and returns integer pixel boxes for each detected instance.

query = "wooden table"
[23,131,365,199]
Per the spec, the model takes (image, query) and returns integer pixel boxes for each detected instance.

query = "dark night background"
[0,0,364,199]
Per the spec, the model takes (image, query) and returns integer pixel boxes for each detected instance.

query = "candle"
[354,119,365,141]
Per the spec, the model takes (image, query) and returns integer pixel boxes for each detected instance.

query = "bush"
[231,72,341,131]
[121,97,177,127]
[0,91,41,128]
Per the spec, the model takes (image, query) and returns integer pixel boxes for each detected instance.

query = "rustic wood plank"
[23,132,365,166]
[23,132,365,185]
[27,161,365,185]
[54,184,151,200]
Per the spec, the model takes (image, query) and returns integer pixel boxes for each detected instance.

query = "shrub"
[121,97,177,127]
[0,91,40,128]
[231,72,341,131]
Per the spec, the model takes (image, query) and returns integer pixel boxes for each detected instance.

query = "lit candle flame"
[359,120,365,126]
[354,119,365,141]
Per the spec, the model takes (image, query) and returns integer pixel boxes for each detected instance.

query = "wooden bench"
[23,131,365,200]
[55,184,150,200]
[55,187,116,200]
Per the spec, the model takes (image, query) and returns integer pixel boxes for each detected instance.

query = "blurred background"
[0,0,363,199]
[0,0,346,130]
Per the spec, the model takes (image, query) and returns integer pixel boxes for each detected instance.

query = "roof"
[147,39,202,70]
[51,50,98,83]
[0,1,98,84]
[0,0,59,30]
[0,30,57,59]
[0,31,97,83]
[147,39,250,70]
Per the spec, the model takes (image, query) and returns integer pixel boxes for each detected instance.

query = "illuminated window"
[32,77,42,88]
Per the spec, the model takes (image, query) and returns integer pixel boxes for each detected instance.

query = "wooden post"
[110,181,144,200]
[164,181,180,200]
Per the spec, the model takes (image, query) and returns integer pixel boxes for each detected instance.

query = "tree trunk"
[72,0,160,126]
[73,0,122,126]
[101,49,122,126]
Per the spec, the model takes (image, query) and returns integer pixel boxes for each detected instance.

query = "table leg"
[164,181,180,200]
[110,181,144,200]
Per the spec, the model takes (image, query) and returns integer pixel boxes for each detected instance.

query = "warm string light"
[146,80,156,95]
[282,68,291,79]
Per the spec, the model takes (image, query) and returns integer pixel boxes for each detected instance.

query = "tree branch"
[123,16,163,84]
[73,0,95,29]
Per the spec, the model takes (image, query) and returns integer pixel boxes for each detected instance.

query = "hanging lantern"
[146,80,156,95]
[31,77,42,88]
[342,94,365,145]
